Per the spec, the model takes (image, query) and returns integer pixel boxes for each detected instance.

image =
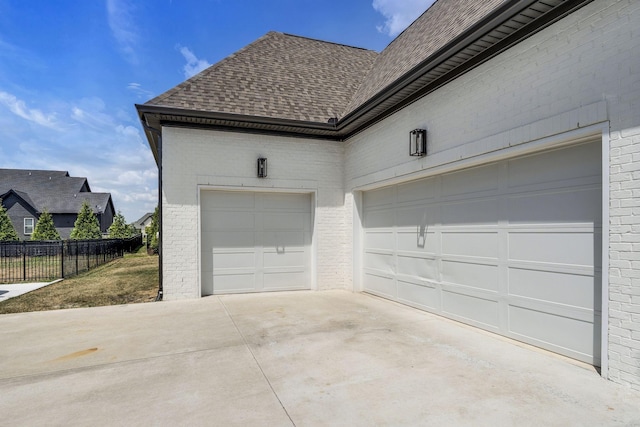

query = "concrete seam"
[218,296,296,427]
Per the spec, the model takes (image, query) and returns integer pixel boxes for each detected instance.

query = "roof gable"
[147,32,378,123]
[1,189,38,214]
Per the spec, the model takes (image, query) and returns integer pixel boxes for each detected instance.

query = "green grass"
[0,247,159,314]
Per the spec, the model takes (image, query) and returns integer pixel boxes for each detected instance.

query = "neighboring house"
[133,212,154,238]
[0,169,115,239]
[136,0,640,390]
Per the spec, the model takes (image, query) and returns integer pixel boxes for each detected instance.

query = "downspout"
[142,119,163,301]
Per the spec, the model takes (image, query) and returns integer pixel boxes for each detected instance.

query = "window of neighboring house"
[24,218,34,235]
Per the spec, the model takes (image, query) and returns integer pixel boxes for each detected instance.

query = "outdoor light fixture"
[410,129,427,156]
[257,157,267,178]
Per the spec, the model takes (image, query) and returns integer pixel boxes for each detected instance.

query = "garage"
[201,190,312,295]
[362,141,602,364]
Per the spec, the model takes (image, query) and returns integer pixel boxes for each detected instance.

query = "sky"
[0,0,434,224]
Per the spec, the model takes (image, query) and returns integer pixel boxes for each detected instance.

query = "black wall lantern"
[409,129,427,156]
[257,157,267,178]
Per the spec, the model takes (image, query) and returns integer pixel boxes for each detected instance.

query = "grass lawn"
[0,247,159,314]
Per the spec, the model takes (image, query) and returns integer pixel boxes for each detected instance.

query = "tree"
[146,206,159,252]
[31,210,61,240]
[0,200,19,241]
[127,223,139,236]
[70,200,102,240]
[108,211,132,239]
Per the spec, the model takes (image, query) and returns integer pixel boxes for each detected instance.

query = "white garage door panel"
[507,141,601,188]
[508,231,595,266]
[362,141,602,364]
[507,187,601,224]
[213,273,256,294]
[442,291,500,329]
[441,232,499,258]
[398,280,439,310]
[365,231,394,250]
[508,268,596,309]
[364,251,394,274]
[441,199,499,225]
[201,191,311,295]
[364,273,395,299]
[397,231,438,253]
[263,271,307,291]
[442,163,499,196]
[508,306,597,360]
[397,255,438,279]
[212,251,256,270]
[442,260,499,291]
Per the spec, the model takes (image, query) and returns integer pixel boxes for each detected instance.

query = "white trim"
[352,191,363,292]
[197,184,318,297]
[600,125,610,379]
[352,123,606,193]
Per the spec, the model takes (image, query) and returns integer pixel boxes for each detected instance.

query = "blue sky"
[0,0,433,223]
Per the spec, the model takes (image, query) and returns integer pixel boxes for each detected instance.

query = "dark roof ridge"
[0,168,69,176]
[279,32,378,52]
[379,0,443,51]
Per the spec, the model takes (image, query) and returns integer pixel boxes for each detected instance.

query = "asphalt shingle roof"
[147,32,378,123]
[0,169,112,214]
[144,0,509,124]
[342,0,506,116]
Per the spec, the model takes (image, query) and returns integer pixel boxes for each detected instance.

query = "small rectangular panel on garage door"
[362,141,602,365]
[201,191,312,295]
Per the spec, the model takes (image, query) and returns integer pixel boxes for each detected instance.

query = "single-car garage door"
[201,190,312,295]
[362,141,602,364]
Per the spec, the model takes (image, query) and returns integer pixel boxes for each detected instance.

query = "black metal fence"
[0,235,143,284]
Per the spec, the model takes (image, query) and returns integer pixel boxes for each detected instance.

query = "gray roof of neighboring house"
[147,32,378,123]
[134,212,154,228]
[0,168,114,215]
[138,0,592,151]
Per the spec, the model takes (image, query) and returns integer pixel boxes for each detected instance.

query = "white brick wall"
[161,127,349,300]
[609,127,640,391]
[344,0,640,389]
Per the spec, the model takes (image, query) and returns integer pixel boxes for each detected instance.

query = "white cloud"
[127,82,154,99]
[178,45,211,78]
[106,0,139,64]
[372,0,435,36]
[0,93,158,223]
[0,91,63,130]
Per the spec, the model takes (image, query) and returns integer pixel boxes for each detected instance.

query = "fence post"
[60,240,65,279]
[22,240,26,281]
[75,240,78,276]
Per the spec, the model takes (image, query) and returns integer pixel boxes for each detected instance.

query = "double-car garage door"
[201,191,312,295]
[362,142,602,364]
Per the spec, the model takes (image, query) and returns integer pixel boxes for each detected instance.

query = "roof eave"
[136,104,342,165]
[336,0,595,138]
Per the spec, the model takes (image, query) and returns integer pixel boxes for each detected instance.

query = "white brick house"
[137,0,640,390]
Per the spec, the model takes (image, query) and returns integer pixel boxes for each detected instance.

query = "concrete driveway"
[0,290,639,426]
